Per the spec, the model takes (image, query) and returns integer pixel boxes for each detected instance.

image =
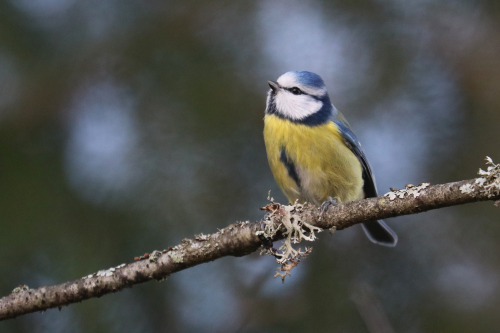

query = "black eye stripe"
[286,87,303,95]
[284,87,324,101]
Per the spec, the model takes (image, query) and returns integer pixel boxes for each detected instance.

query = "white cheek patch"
[275,92,322,120]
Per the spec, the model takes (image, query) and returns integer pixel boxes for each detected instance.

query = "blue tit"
[263,71,397,247]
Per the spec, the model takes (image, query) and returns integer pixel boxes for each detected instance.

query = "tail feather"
[361,220,398,247]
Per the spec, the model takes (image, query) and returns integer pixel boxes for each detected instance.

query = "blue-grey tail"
[362,220,398,247]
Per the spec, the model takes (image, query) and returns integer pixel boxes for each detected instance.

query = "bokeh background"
[1,0,499,332]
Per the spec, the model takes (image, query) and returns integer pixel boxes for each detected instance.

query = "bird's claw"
[320,196,338,214]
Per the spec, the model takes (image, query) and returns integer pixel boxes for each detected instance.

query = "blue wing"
[332,108,398,247]
[332,119,378,198]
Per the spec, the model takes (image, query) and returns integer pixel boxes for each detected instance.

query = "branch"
[1,157,499,320]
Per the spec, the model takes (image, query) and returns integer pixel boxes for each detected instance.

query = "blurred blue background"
[1,0,499,332]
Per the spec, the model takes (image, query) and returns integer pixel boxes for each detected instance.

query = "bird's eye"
[289,87,302,95]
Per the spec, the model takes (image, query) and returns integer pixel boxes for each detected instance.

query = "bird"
[263,70,397,247]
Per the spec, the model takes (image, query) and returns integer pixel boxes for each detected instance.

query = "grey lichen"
[167,249,184,263]
[96,266,117,277]
[460,157,500,200]
[273,204,322,262]
[384,183,430,200]
[83,263,126,279]
[194,233,210,241]
[149,250,162,263]
[475,156,500,198]
[259,202,322,282]
[11,285,29,293]
[459,183,475,194]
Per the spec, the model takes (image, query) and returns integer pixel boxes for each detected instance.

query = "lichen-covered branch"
[0,157,498,321]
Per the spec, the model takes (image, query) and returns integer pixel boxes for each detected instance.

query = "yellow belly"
[263,114,364,205]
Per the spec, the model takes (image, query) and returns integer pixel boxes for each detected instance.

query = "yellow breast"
[263,114,364,205]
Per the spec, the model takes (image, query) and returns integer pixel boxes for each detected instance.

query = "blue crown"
[290,71,325,89]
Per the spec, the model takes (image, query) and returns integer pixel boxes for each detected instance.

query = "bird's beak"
[268,80,279,92]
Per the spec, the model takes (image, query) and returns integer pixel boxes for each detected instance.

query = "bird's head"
[265,71,333,125]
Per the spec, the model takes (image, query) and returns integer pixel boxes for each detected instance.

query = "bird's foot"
[320,196,338,215]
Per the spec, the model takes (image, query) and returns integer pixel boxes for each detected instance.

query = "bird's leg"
[320,196,338,215]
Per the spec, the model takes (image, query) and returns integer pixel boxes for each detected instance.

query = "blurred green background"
[1,0,499,332]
